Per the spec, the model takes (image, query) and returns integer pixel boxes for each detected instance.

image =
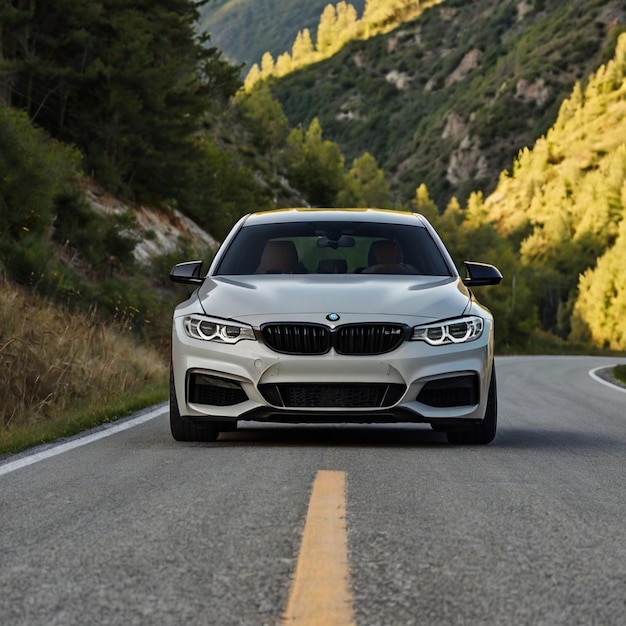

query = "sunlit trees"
[317,2,359,55]
[260,51,276,77]
[244,0,440,89]
[362,0,423,29]
[291,29,315,65]
[411,183,439,222]
[572,218,626,350]
[478,33,626,343]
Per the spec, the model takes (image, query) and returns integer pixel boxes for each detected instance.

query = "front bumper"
[171,314,494,426]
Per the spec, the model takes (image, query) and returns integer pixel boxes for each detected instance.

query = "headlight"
[183,315,256,344]
[412,316,484,345]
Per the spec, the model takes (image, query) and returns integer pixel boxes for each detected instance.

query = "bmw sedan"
[169,208,502,444]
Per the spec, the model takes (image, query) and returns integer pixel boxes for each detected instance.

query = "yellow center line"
[282,470,355,626]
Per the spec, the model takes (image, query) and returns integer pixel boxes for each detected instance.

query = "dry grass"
[0,275,168,453]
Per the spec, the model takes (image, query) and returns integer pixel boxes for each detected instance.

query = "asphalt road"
[1,355,625,626]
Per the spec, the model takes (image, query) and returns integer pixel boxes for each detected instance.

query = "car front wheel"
[446,366,497,445]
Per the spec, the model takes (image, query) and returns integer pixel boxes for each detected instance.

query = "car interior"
[215,222,453,276]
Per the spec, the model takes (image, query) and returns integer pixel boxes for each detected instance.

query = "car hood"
[195,275,471,326]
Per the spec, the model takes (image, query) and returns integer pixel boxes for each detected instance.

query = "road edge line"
[588,366,626,394]
[0,403,167,477]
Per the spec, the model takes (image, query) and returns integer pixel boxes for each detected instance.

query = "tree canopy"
[1,0,241,208]
[243,0,441,89]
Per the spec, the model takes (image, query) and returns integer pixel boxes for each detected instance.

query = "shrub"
[0,103,81,243]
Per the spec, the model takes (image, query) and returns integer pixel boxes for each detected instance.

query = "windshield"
[215,221,453,276]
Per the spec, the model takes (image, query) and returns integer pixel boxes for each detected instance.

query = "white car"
[169,208,502,444]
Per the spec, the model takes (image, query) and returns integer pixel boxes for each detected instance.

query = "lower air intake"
[189,373,248,406]
[259,383,405,408]
[417,374,479,407]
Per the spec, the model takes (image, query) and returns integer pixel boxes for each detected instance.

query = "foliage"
[0,103,81,241]
[236,83,292,154]
[234,85,392,210]
[1,0,242,212]
[194,139,275,240]
[270,0,622,207]
[198,0,366,67]
[52,189,139,275]
[571,218,626,350]
[411,184,438,223]
[337,152,392,208]
[614,364,626,385]
[395,32,626,353]
[285,118,346,206]
[429,193,539,352]
[243,0,441,90]
[0,274,167,454]
[0,99,181,352]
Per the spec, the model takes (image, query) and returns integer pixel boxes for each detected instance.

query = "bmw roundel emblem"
[326,313,340,322]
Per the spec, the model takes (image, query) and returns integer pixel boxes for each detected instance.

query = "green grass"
[0,383,168,457]
[613,364,626,385]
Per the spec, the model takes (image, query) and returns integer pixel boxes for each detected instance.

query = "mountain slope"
[485,33,626,347]
[423,33,626,350]
[269,0,626,207]
[198,0,365,67]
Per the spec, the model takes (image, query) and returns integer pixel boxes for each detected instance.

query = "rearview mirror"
[462,261,502,287]
[170,260,204,285]
[317,235,355,249]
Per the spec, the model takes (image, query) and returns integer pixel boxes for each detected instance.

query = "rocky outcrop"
[447,135,489,185]
[84,182,218,264]
[445,49,482,86]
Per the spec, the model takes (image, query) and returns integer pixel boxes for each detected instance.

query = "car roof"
[240,208,428,227]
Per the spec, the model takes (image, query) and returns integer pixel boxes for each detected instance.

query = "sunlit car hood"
[195,275,471,325]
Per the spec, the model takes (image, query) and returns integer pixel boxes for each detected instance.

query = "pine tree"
[411,183,439,222]
[2,0,241,206]
[334,2,359,47]
[316,4,338,56]
[336,152,390,208]
[0,0,36,106]
[260,51,275,78]
[286,118,345,206]
[244,63,262,90]
[275,52,292,77]
[291,29,315,66]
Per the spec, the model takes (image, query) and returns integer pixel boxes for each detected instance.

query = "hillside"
[423,32,626,351]
[198,0,366,68]
[268,0,626,207]
[485,33,626,349]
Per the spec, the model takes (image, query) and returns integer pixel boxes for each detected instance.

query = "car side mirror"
[462,261,502,287]
[170,261,204,285]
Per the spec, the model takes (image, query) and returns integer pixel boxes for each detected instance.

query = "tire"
[170,368,219,442]
[446,366,497,445]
